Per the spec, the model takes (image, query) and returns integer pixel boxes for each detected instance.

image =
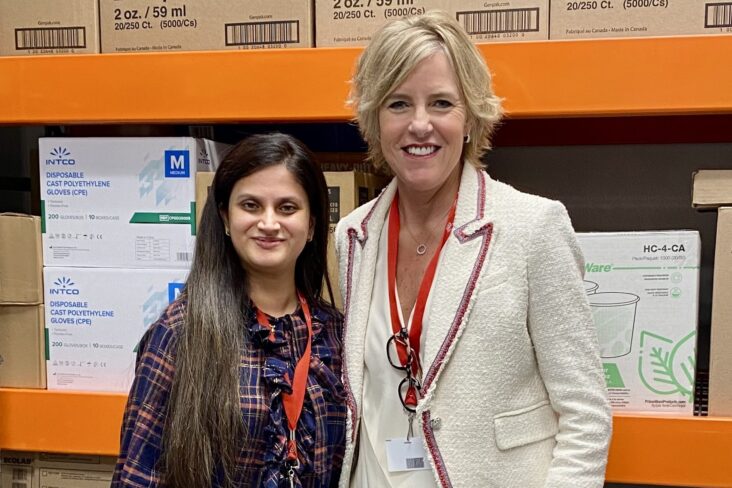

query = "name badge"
[385,437,429,472]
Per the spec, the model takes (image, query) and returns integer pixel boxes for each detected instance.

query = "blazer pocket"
[493,401,558,451]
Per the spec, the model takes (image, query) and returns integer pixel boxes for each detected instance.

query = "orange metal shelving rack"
[1,389,732,487]
[1,36,732,124]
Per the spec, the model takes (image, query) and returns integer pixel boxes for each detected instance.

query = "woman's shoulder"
[485,172,568,222]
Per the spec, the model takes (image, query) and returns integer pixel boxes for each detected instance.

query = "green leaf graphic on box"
[670,331,696,400]
[638,330,695,400]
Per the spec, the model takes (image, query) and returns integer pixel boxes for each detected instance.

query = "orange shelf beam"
[1,35,731,125]
[0,388,127,456]
[606,414,732,487]
[2,387,732,486]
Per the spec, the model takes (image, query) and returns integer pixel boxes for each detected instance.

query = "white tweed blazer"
[334,165,612,487]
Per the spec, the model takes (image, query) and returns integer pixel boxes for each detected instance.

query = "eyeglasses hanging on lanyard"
[386,192,457,437]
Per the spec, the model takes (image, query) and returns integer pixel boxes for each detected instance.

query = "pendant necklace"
[400,200,457,256]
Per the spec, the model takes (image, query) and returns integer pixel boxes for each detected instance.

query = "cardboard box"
[36,453,115,488]
[324,171,389,308]
[0,452,116,488]
[195,171,215,228]
[0,213,43,304]
[44,266,187,392]
[0,305,46,388]
[0,0,99,56]
[709,207,732,415]
[315,0,547,47]
[691,169,732,209]
[39,138,229,269]
[551,0,731,41]
[0,451,35,488]
[99,0,313,53]
[577,231,700,415]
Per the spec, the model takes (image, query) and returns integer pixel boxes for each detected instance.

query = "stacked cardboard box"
[692,169,732,416]
[0,451,116,488]
[39,138,229,392]
[0,0,99,56]
[551,0,731,41]
[0,214,46,389]
[315,0,548,47]
[99,0,313,53]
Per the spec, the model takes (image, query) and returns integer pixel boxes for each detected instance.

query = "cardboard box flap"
[692,170,732,208]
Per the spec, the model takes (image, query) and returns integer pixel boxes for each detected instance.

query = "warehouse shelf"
[2,33,732,488]
[606,414,732,487]
[1,388,732,486]
[0,388,126,455]
[1,35,732,124]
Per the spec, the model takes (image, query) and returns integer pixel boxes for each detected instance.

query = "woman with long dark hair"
[113,133,346,487]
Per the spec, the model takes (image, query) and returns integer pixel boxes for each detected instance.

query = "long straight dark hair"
[163,133,334,487]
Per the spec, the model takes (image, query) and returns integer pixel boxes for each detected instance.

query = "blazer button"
[430,417,442,430]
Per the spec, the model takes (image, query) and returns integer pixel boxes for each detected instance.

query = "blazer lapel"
[420,166,495,403]
[342,181,397,423]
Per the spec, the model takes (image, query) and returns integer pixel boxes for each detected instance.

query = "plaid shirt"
[112,297,347,487]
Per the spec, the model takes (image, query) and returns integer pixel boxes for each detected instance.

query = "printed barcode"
[705,2,732,28]
[406,457,424,469]
[457,8,540,35]
[176,252,192,261]
[15,27,86,50]
[12,468,28,481]
[225,21,299,46]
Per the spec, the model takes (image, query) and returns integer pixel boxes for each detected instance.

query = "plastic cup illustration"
[584,280,599,294]
[588,292,640,358]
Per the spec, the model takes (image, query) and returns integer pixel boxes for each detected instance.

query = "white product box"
[39,138,230,269]
[577,231,700,415]
[44,267,187,392]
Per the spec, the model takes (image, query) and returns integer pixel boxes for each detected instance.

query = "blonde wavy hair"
[349,10,503,170]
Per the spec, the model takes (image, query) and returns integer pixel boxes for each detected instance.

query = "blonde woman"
[335,11,612,488]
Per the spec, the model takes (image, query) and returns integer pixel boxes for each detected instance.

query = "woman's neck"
[249,274,298,317]
[397,165,462,227]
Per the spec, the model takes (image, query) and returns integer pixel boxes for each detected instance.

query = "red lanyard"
[256,292,312,465]
[387,192,457,403]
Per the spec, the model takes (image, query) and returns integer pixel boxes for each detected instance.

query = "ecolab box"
[551,0,731,41]
[99,0,313,53]
[0,451,35,488]
[36,453,116,488]
[44,266,187,392]
[0,0,99,56]
[577,231,700,415]
[315,0,548,47]
[39,138,229,269]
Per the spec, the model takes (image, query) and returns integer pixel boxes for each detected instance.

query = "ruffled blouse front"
[112,298,346,488]
[245,302,347,488]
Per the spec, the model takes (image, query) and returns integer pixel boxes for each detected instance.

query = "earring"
[464,133,471,144]
[225,228,230,236]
